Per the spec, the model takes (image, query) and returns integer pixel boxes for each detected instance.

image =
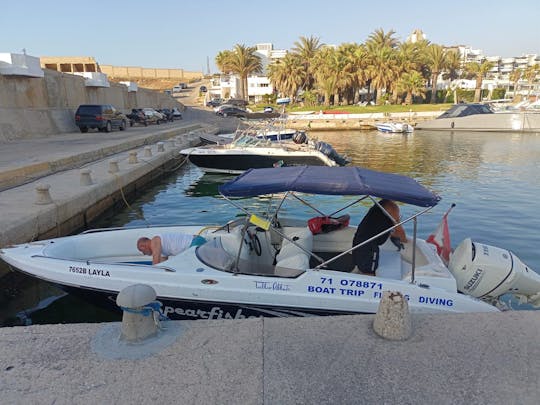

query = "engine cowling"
[448,238,540,306]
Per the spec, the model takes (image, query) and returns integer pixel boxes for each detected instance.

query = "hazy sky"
[1,0,539,73]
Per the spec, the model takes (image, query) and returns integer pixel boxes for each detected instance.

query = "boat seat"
[275,227,312,271]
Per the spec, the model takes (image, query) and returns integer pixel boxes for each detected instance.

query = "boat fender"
[451,121,455,129]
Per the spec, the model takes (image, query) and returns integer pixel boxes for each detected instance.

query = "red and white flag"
[427,204,455,264]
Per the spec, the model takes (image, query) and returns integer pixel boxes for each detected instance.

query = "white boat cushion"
[276,227,313,262]
[275,253,310,271]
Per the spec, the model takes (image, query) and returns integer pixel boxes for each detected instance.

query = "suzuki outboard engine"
[449,238,540,306]
[292,130,308,144]
[314,141,350,166]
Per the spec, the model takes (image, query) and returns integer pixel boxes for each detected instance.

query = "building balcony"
[0,53,44,77]
[73,72,110,87]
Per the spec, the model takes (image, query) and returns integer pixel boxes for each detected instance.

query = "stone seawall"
[0,69,183,140]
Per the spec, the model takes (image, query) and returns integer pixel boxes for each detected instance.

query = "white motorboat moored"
[2,166,539,320]
[376,122,414,133]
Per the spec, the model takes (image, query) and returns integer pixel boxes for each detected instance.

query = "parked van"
[172,86,182,93]
[74,104,128,133]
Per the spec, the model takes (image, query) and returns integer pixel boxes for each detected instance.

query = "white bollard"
[157,142,165,152]
[116,284,159,342]
[108,160,119,173]
[80,169,93,186]
[373,291,412,341]
[34,183,53,205]
[144,146,152,157]
[128,151,138,164]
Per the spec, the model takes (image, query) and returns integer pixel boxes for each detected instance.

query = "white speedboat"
[180,134,349,174]
[376,122,414,133]
[416,103,540,132]
[2,166,539,320]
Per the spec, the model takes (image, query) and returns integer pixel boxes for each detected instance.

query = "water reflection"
[2,129,540,325]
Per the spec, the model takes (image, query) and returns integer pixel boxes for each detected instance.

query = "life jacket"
[308,214,350,235]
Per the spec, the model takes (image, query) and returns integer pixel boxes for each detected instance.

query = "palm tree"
[523,64,539,99]
[366,28,399,49]
[509,69,522,100]
[465,60,494,102]
[312,47,344,106]
[425,44,448,103]
[365,46,397,104]
[291,35,323,91]
[267,54,305,101]
[397,71,426,105]
[214,44,262,100]
[365,29,399,104]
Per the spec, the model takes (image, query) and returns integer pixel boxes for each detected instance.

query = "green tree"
[425,44,448,103]
[214,44,262,100]
[267,53,305,101]
[509,69,522,100]
[465,60,494,102]
[523,64,539,99]
[291,35,323,91]
[397,71,426,105]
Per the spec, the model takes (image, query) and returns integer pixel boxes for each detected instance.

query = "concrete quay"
[0,311,538,404]
[0,120,219,249]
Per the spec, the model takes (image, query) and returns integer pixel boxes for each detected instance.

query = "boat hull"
[416,111,540,132]
[183,149,336,174]
[62,284,360,320]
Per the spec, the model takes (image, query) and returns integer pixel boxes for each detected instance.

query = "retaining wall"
[0,69,183,141]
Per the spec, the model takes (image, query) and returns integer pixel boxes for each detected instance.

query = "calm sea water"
[2,129,539,325]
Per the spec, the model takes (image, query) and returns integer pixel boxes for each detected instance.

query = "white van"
[172,86,181,93]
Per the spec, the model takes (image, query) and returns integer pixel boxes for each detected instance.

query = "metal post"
[411,217,417,284]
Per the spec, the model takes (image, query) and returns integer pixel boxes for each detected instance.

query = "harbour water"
[1,129,539,326]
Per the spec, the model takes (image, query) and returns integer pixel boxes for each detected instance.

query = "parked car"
[157,108,174,122]
[172,107,183,120]
[179,83,188,89]
[216,106,247,118]
[127,108,148,126]
[142,108,166,124]
[172,86,182,93]
[206,98,223,107]
[75,104,128,133]
[263,106,275,113]
[199,85,207,93]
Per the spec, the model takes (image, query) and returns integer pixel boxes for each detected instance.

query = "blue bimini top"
[219,166,441,207]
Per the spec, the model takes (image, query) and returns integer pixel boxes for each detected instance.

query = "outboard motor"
[449,238,540,306]
[314,141,350,166]
[292,131,308,144]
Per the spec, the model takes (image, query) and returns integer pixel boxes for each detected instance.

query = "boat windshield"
[232,134,271,147]
[438,104,494,119]
[196,237,236,272]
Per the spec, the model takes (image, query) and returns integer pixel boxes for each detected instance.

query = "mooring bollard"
[157,142,165,152]
[373,291,412,341]
[108,160,119,173]
[128,151,138,164]
[116,284,159,342]
[80,169,93,186]
[144,146,152,157]
[34,183,53,205]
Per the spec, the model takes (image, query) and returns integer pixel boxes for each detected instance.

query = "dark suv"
[75,104,128,133]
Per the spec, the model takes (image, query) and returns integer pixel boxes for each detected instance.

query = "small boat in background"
[376,122,414,133]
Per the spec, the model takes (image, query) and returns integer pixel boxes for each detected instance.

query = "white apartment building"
[207,43,287,103]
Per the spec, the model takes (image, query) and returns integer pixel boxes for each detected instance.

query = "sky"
[1,0,539,73]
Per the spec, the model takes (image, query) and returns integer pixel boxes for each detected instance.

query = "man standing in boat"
[352,199,408,275]
[137,233,207,264]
